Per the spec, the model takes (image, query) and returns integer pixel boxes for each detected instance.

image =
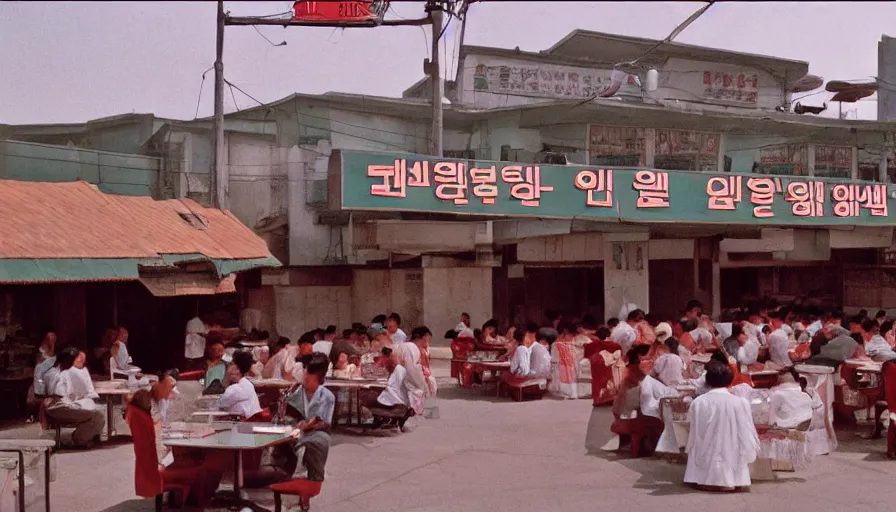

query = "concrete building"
[5,30,896,341]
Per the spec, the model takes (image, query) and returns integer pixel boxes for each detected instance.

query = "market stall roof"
[0,179,280,284]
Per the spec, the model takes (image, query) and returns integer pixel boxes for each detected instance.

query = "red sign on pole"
[292,1,386,24]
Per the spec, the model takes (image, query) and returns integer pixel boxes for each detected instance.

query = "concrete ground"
[4,359,896,512]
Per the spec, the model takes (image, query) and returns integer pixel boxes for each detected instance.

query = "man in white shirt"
[386,313,408,344]
[685,362,760,491]
[863,319,896,362]
[652,338,685,387]
[45,347,105,448]
[639,373,680,420]
[737,333,761,368]
[768,370,819,430]
[184,315,207,371]
[375,351,411,408]
[765,311,792,369]
[610,310,640,353]
[216,351,262,419]
[506,324,539,380]
[530,332,553,379]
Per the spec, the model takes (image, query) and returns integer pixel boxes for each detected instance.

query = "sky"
[0,1,892,125]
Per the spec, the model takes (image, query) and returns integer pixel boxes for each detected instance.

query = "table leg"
[233,450,243,497]
[45,448,51,512]
[106,398,114,440]
[17,451,25,512]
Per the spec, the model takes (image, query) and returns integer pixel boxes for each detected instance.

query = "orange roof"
[0,179,273,260]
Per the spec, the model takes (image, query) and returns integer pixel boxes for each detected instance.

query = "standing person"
[410,327,438,397]
[589,325,624,407]
[203,333,229,392]
[184,313,207,372]
[610,310,640,353]
[38,331,57,364]
[45,347,106,448]
[215,351,262,419]
[684,362,760,492]
[285,353,336,486]
[385,313,407,344]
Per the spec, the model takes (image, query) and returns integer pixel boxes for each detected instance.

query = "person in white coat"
[685,361,760,492]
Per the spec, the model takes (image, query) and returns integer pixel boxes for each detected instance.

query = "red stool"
[270,479,323,512]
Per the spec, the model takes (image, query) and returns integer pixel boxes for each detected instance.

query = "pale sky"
[0,1,891,125]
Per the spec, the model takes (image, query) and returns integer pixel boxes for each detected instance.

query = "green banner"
[336,150,895,226]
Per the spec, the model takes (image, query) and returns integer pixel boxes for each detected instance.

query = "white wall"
[227,133,283,230]
[422,267,492,339]
[351,269,424,331]
[328,110,427,153]
[603,239,649,319]
[273,285,352,341]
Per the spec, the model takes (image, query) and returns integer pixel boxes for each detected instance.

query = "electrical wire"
[194,66,214,119]
[615,1,715,70]
[252,25,285,47]
[228,83,241,112]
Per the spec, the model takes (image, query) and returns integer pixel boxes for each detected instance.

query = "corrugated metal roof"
[0,179,275,261]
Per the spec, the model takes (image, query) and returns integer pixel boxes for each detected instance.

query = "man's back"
[685,388,759,487]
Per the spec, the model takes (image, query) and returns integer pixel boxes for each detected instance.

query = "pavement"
[3,360,896,512]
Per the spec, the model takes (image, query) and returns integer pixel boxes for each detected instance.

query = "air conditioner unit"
[305,178,328,209]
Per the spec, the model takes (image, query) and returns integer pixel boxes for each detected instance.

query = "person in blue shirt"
[285,352,335,482]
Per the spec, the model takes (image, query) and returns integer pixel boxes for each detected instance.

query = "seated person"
[45,347,106,448]
[71,350,99,400]
[607,347,665,457]
[284,353,335,482]
[583,325,613,360]
[215,351,262,419]
[330,349,358,379]
[768,368,821,430]
[110,327,139,372]
[263,336,298,381]
[805,333,858,368]
[684,362,760,492]
[249,346,269,378]
[203,333,229,392]
[531,329,553,380]
[480,319,505,346]
[501,323,539,387]
[651,338,685,387]
[368,349,412,411]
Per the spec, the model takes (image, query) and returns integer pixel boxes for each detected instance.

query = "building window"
[654,129,720,172]
[588,125,646,167]
[757,144,808,176]
[813,145,852,178]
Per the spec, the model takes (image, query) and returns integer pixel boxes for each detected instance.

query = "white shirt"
[767,328,791,367]
[216,377,262,419]
[378,364,410,407]
[184,317,207,359]
[737,338,761,366]
[639,375,679,419]
[455,322,469,333]
[390,329,408,344]
[806,319,823,337]
[768,383,816,429]
[865,334,896,362]
[685,388,760,488]
[51,368,99,409]
[715,323,733,342]
[510,344,533,376]
[529,342,552,378]
[43,367,61,397]
[311,340,333,356]
[70,367,99,400]
[690,327,714,352]
[652,353,685,387]
[610,322,638,353]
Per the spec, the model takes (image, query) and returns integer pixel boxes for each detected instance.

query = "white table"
[0,439,55,512]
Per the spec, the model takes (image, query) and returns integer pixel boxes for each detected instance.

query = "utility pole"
[212,0,227,209]
[428,4,443,157]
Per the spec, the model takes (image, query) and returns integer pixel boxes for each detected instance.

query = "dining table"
[94,380,132,440]
[162,421,294,506]
[472,361,511,396]
[325,378,388,427]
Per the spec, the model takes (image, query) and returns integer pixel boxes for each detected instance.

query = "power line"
[194,66,214,120]
[615,1,715,70]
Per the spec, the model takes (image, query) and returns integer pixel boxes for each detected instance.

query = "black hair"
[411,326,432,340]
[557,320,577,336]
[849,314,865,326]
[537,330,557,345]
[524,322,540,334]
[882,321,894,336]
[709,349,728,365]
[858,309,869,318]
[57,346,79,370]
[305,353,330,382]
[372,314,387,325]
[626,309,641,322]
[482,319,499,331]
[705,361,733,388]
[461,312,470,319]
[513,327,526,345]
[381,347,393,357]
[581,314,598,330]
[276,336,290,349]
[162,368,180,381]
[680,317,699,332]
[876,310,887,319]
[342,329,354,338]
[862,319,879,334]
[851,332,865,345]
[731,324,744,338]
[686,299,704,312]
[325,325,337,335]
[444,329,458,340]
[606,318,620,329]
[387,312,402,325]
[665,337,680,354]
[473,328,482,340]
[625,347,643,366]
[232,351,254,375]
[596,326,611,340]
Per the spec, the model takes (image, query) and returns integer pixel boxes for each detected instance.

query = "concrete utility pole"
[428,5,444,157]
[212,0,227,209]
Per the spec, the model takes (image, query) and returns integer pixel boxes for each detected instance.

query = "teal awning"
[0,254,282,284]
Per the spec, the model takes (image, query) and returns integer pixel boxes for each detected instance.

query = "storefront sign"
[703,71,759,105]
[471,62,639,99]
[333,151,894,225]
